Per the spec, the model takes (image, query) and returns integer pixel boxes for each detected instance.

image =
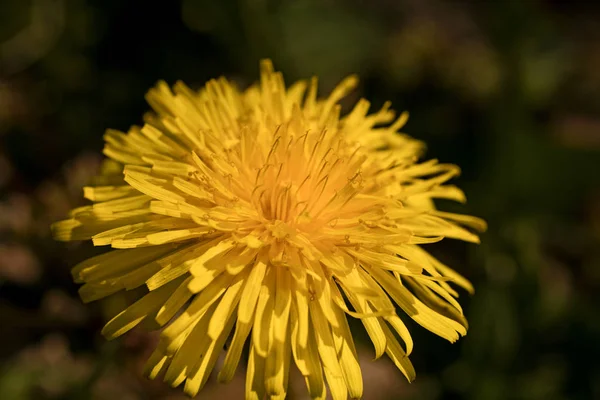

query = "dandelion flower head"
[53,60,486,399]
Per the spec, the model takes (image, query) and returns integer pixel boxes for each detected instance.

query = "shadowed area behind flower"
[1,0,600,399]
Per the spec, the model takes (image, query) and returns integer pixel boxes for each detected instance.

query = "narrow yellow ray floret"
[53,60,486,399]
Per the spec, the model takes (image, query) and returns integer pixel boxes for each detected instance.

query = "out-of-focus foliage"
[1,0,599,399]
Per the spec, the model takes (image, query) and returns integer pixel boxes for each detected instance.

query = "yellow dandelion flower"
[53,60,486,399]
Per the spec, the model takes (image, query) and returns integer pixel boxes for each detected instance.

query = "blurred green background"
[1,0,600,399]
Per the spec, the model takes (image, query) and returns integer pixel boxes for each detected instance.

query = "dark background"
[1,0,600,399]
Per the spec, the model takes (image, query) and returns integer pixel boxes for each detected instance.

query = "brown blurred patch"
[553,115,600,149]
[0,193,32,234]
[41,289,88,324]
[0,80,30,127]
[383,0,502,102]
[359,350,417,399]
[0,243,40,284]
[3,333,94,398]
[0,153,13,187]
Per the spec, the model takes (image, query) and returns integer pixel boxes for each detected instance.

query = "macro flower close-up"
[52,59,486,399]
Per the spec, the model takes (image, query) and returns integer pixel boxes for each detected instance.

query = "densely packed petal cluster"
[53,60,486,399]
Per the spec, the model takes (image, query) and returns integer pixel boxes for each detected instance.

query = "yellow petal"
[146,239,221,290]
[308,299,344,378]
[155,275,194,326]
[238,259,268,324]
[184,309,237,397]
[218,260,268,383]
[102,276,183,340]
[265,267,292,396]
[207,271,246,340]
[246,342,266,400]
[252,267,275,358]
[331,304,363,399]
[83,185,139,202]
[324,365,348,400]
[160,272,234,344]
[294,284,310,349]
[305,260,339,329]
[338,279,387,359]
[290,301,326,399]
[188,239,235,278]
[367,266,466,342]
[163,302,215,387]
[382,322,416,382]
[143,347,170,380]
[405,277,468,330]
[71,245,173,283]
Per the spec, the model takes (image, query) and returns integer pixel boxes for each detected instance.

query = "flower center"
[258,182,295,223]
